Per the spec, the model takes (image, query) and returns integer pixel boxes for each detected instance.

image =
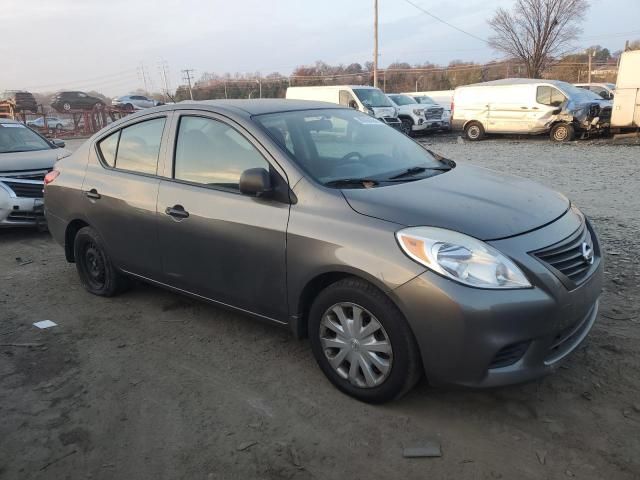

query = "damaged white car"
[451,79,612,142]
[0,119,69,227]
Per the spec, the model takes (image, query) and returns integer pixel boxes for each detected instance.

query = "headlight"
[396,227,531,289]
[413,109,425,116]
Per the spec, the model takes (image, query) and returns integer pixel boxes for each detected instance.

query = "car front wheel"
[309,278,422,403]
[550,122,575,142]
[464,121,485,141]
[73,226,128,296]
[400,118,414,137]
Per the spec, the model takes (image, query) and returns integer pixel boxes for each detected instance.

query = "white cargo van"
[285,86,402,130]
[611,50,640,131]
[451,79,612,142]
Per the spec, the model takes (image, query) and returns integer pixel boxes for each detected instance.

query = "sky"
[1,0,639,96]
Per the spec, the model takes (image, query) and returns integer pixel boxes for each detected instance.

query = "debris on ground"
[236,441,258,451]
[33,320,57,329]
[403,440,442,458]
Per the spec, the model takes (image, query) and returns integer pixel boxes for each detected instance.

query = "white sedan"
[112,95,163,110]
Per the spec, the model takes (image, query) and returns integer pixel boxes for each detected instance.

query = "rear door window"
[174,116,269,191]
[97,117,166,174]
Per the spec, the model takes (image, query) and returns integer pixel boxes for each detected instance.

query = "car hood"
[342,164,570,240]
[0,148,67,173]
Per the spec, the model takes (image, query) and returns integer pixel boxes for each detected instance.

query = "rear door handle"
[165,205,189,219]
[84,188,101,200]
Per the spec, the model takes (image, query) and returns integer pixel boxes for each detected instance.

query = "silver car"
[112,95,162,110]
[0,119,69,227]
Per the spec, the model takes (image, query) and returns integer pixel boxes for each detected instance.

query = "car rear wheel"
[464,121,485,141]
[73,226,128,296]
[550,122,575,142]
[308,278,422,403]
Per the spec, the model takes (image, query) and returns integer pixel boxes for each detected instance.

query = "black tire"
[55,123,63,132]
[73,226,128,296]
[94,101,105,110]
[400,118,414,137]
[464,121,485,141]
[308,277,423,403]
[62,102,72,111]
[550,122,575,142]
[125,103,134,112]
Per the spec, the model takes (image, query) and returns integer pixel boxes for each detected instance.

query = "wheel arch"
[291,269,401,339]
[64,219,90,262]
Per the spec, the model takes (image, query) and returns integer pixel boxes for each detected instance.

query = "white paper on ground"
[33,320,57,329]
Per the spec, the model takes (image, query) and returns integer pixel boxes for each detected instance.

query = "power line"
[401,0,489,44]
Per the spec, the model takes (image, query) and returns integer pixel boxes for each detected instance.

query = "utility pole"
[182,69,195,100]
[587,49,594,83]
[138,62,149,93]
[373,0,379,88]
[158,60,171,99]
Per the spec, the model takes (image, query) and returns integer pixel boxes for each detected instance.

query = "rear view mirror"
[51,139,66,148]
[239,168,272,197]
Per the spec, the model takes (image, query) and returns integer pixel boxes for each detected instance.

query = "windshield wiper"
[324,178,379,188]
[388,165,451,180]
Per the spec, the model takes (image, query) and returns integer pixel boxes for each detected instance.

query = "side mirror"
[348,100,358,110]
[239,168,272,197]
[51,139,66,148]
[551,108,561,115]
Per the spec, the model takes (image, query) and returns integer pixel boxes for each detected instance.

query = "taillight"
[44,170,59,185]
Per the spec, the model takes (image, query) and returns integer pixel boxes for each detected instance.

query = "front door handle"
[165,205,189,219]
[84,188,101,200]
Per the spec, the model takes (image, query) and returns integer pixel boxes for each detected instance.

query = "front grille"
[489,341,530,369]
[533,224,595,286]
[425,108,443,120]
[1,180,44,198]
[599,106,612,121]
[545,301,597,364]
[7,210,43,222]
[0,169,48,181]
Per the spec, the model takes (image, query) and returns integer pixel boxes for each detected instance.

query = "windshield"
[0,123,51,153]
[352,88,393,108]
[255,108,449,187]
[389,95,417,106]
[556,81,602,103]
[414,96,437,105]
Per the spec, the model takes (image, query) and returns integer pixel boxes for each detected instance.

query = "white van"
[611,50,640,131]
[285,86,402,130]
[451,79,612,142]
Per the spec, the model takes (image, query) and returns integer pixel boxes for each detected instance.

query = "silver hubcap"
[468,126,480,138]
[319,302,393,388]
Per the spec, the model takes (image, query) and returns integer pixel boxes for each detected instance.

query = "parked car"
[0,119,69,227]
[112,95,163,110]
[385,94,428,136]
[611,50,640,131]
[286,86,402,130]
[452,79,612,142]
[45,100,602,403]
[1,90,38,113]
[402,94,450,130]
[574,83,616,100]
[51,91,105,112]
[27,116,72,132]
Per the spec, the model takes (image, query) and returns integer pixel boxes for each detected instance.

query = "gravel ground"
[1,134,639,480]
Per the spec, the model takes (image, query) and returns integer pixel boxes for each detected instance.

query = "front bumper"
[0,182,46,227]
[391,210,603,387]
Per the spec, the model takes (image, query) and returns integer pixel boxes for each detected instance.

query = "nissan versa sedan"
[44,100,602,403]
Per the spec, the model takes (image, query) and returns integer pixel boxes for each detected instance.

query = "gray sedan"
[0,119,68,227]
[44,100,602,403]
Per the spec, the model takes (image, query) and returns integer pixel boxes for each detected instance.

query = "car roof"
[464,78,567,87]
[175,99,345,116]
[0,118,21,125]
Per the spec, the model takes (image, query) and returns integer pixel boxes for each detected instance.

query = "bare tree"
[488,0,589,78]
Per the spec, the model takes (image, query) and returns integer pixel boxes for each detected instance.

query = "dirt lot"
[1,135,639,480]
